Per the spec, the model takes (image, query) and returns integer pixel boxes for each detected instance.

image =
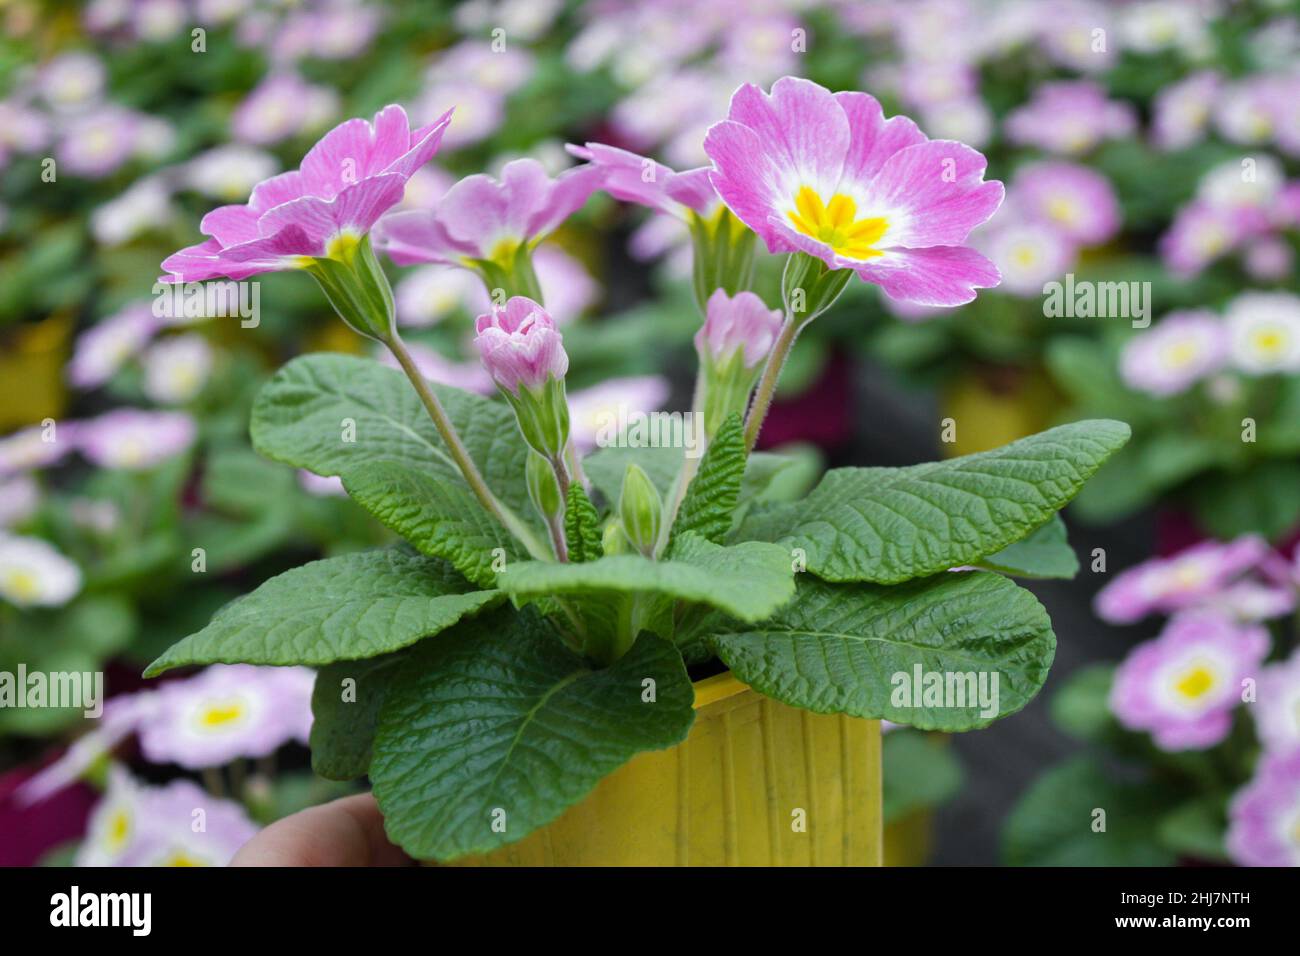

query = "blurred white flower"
[142,334,215,404]
[183,144,279,202]
[0,533,82,608]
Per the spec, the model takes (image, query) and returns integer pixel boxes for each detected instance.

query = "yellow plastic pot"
[446,672,882,866]
[0,315,71,430]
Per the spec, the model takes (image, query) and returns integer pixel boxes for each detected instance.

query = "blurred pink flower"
[78,409,196,471]
[1158,200,1247,277]
[138,665,313,769]
[1152,71,1221,151]
[567,376,671,452]
[1110,611,1269,751]
[162,104,452,282]
[1118,310,1227,397]
[68,302,162,390]
[1010,161,1120,246]
[1226,749,1300,866]
[704,76,1003,307]
[232,73,339,146]
[0,424,80,477]
[1095,535,1269,623]
[76,767,258,867]
[1252,652,1300,755]
[977,218,1075,296]
[428,40,535,95]
[1004,81,1136,155]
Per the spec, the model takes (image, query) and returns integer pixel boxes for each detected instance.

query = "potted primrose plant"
[145,80,1129,865]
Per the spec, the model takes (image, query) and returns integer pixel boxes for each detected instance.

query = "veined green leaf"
[671,413,745,545]
[709,570,1055,731]
[342,460,529,588]
[250,353,541,543]
[564,482,603,563]
[309,651,409,781]
[370,615,694,860]
[975,515,1079,579]
[497,532,796,623]
[734,419,1130,584]
[145,548,500,675]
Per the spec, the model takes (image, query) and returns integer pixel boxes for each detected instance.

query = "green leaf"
[671,413,745,545]
[1190,462,1300,541]
[564,482,603,563]
[1157,798,1229,863]
[1003,757,1179,866]
[250,352,540,540]
[341,460,529,588]
[734,420,1131,584]
[1050,664,1117,742]
[708,570,1055,731]
[0,596,135,735]
[882,730,964,824]
[583,443,683,505]
[370,615,694,860]
[497,532,796,624]
[145,548,500,675]
[309,651,409,781]
[975,515,1079,579]
[740,446,823,505]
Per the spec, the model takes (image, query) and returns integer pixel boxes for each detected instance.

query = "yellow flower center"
[198,699,247,728]
[160,850,207,867]
[1012,245,1039,268]
[2,569,40,602]
[1175,664,1216,700]
[1046,196,1078,225]
[1251,328,1286,355]
[108,809,131,849]
[788,186,887,260]
[1165,340,1201,368]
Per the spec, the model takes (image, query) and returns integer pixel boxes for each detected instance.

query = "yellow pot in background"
[941,365,1061,458]
[0,315,71,430]
[447,672,883,866]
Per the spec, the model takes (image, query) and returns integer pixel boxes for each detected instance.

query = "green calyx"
[466,239,544,304]
[303,233,397,342]
[502,374,571,459]
[689,206,757,314]
[781,251,852,324]
[698,346,762,442]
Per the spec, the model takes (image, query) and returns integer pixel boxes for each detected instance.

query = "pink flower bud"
[474,296,569,395]
[694,289,783,370]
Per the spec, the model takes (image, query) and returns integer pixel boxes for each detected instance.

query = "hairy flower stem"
[743,311,806,452]
[656,374,707,556]
[385,333,548,559]
[547,453,571,562]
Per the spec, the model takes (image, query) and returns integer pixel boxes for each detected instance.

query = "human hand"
[230,793,414,867]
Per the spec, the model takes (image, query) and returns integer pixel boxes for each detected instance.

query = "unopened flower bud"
[694,289,783,438]
[474,296,571,456]
[618,464,662,557]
